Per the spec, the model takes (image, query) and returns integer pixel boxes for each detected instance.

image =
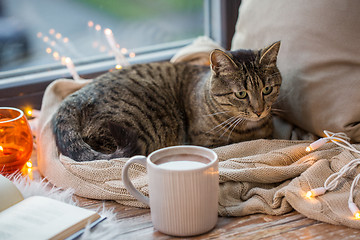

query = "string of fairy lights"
[36,20,136,80]
[304,130,360,220]
[21,22,137,176]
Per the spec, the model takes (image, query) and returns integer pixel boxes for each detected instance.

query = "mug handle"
[122,155,149,206]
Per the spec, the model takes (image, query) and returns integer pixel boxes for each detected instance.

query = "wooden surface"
[26,150,360,239]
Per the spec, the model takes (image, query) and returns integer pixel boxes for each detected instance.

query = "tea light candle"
[0,107,33,174]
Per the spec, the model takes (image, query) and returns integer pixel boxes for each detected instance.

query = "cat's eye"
[234,91,247,99]
[262,86,273,95]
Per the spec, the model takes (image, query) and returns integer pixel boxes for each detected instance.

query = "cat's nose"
[254,111,262,117]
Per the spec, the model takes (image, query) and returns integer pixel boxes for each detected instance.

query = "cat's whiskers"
[219,114,244,139]
[219,117,240,137]
[204,111,231,117]
[271,108,286,116]
[226,117,246,142]
[271,108,285,112]
[207,115,238,134]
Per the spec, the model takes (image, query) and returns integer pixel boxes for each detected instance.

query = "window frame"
[0,0,241,110]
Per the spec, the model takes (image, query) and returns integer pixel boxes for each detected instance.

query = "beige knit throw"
[37,37,360,229]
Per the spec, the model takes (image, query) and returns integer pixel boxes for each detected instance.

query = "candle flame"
[115,64,123,70]
[0,146,3,152]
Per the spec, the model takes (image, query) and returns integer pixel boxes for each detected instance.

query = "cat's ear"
[259,41,281,66]
[210,49,237,75]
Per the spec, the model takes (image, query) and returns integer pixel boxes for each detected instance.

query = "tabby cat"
[52,41,282,162]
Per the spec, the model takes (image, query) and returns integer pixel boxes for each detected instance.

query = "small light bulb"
[26,161,32,168]
[121,48,128,54]
[99,46,106,52]
[306,138,329,152]
[95,24,101,31]
[348,202,360,220]
[129,52,136,58]
[115,64,122,70]
[305,187,326,199]
[88,20,94,28]
[305,191,313,199]
[61,57,67,65]
[53,51,59,58]
[104,28,112,35]
[24,107,33,117]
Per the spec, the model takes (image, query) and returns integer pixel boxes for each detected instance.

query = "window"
[0,0,240,109]
[1,0,204,71]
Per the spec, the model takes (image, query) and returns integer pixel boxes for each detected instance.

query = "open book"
[0,174,104,240]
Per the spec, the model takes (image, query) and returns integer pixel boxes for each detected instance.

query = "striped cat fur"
[52,41,282,161]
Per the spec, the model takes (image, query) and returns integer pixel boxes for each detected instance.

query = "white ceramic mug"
[122,145,219,237]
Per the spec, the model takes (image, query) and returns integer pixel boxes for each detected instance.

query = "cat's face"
[209,41,282,121]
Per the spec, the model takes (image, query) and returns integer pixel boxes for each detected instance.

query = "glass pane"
[0,0,204,72]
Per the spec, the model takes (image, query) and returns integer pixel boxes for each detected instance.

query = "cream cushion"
[231,0,360,142]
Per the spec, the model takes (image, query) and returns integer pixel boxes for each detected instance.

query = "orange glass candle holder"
[0,107,33,174]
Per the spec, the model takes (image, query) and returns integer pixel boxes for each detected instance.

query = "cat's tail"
[52,115,141,162]
[107,122,142,158]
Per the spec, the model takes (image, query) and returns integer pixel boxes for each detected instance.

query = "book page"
[0,195,100,240]
[0,174,24,212]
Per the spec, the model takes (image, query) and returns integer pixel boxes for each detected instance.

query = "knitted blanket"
[37,37,360,229]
